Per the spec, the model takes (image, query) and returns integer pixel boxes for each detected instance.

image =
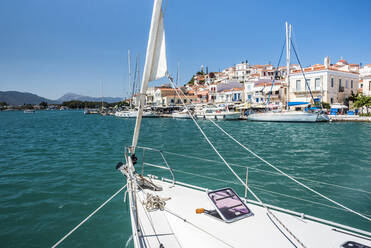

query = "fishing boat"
[172,109,191,119]
[195,105,240,120]
[114,1,371,247]
[247,23,329,123]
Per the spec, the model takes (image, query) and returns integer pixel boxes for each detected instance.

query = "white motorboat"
[115,110,155,118]
[248,111,319,122]
[172,109,191,119]
[24,109,35,113]
[117,1,370,248]
[195,106,240,120]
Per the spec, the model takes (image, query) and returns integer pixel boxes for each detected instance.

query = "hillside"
[0,91,56,105]
[57,93,122,103]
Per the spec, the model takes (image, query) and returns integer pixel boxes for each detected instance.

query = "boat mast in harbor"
[285,21,292,111]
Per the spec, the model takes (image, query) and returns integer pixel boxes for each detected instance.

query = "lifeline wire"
[52,185,127,248]
[165,74,371,222]
[166,75,306,247]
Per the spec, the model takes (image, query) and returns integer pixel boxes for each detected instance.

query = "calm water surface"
[0,110,370,247]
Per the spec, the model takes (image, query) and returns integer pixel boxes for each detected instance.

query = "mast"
[177,61,180,84]
[101,81,104,112]
[131,0,167,154]
[128,50,132,109]
[285,22,292,110]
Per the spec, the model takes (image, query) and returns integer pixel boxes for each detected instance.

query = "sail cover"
[149,10,167,81]
[131,0,166,152]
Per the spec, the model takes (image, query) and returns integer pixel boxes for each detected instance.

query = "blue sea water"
[0,110,370,247]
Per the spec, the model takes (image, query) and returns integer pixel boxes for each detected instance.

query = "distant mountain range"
[0,91,122,105]
[57,93,122,103]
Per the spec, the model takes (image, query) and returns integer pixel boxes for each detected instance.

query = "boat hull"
[248,111,319,122]
[172,113,190,119]
[115,111,155,118]
[195,112,240,120]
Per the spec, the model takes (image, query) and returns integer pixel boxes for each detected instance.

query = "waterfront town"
[2,56,371,121]
[127,57,371,115]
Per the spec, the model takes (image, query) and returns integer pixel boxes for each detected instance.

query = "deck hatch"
[207,188,253,223]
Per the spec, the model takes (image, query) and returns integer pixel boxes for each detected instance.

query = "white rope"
[167,76,307,246]
[209,120,371,222]
[166,75,263,205]
[164,208,234,248]
[158,80,371,222]
[166,167,371,218]
[52,184,127,248]
[142,147,370,195]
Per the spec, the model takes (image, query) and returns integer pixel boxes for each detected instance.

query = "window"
[170,99,174,103]
[331,98,334,104]
[248,95,251,100]
[351,80,353,88]
[315,78,321,90]
[331,78,334,87]
[369,81,371,90]
[339,79,342,88]
[296,80,301,91]
[305,79,310,91]
[346,80,348,88]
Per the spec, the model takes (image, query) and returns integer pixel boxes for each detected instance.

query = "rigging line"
[166,168,371,217]
[290,39,316,104]
[137,146,370,194]
[163,208,234,248]
[52,184,127,248]
[166,75,263,205]
[135,184,165,247]
[166,76,306,247]
[208,120,371,222]
[265,38,286,108]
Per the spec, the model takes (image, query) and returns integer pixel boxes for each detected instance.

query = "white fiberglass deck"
[132,177,371,248]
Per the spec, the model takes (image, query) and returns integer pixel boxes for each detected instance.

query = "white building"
[215,87,243,103]
[289,58,359,105]
[359,64,371,96]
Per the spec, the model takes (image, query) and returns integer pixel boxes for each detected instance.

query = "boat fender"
[116,162,123,170]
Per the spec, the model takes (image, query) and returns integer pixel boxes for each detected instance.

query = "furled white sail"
[149,11,167,81]
[131,0,166,153]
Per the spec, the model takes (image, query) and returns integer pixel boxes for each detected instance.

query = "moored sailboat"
[248,22,328,123]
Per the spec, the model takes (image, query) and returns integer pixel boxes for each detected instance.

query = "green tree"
[321,102,330,109]
[39,101,48,108]
[354,95,371,114]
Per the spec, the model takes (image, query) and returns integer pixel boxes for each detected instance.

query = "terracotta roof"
[222,87,243,92]
[291,66,359,74]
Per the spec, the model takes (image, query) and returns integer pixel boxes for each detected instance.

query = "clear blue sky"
[1,0,370,99]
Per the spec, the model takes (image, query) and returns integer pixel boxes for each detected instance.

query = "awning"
[263,85,281,93]
[254,86,264,92]
[288,101,309,106]
[331,104,348,109]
